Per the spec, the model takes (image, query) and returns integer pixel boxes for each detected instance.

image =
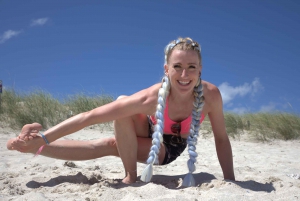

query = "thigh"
[136,136,166,165]
[131,113,151,138]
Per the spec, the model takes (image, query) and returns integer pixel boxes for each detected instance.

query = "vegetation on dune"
[0,88,299,141]
[0,88,114,129]
[201,112,300,141]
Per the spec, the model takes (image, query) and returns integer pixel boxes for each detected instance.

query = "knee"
[93,137,116,149]
[114,95,129,124]
[116,95,128,100]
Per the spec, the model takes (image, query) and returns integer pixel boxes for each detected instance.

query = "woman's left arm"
[207,86,235,181]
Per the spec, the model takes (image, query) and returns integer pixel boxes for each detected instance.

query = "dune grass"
[0,88,114,130]
[222,112,300,141]
[0,88,299,141]
[196,112,299,141]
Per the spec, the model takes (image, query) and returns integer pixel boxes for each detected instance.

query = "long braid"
[141,75,170,182]
[182,78,205,187]
[141,37,203,184]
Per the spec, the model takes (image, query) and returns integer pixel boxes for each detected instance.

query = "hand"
[19,123,43,141]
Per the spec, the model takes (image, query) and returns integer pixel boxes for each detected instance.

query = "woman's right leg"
[7,137,119,160]
[7,136,165,162]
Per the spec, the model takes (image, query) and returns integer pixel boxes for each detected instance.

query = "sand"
[1,127,300,201]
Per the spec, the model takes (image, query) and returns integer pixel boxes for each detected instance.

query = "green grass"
[0,88,114,129]
[202,112,300,141]
[0,88,299,141]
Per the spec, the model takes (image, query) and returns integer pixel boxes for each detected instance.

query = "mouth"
[177,80,191,86]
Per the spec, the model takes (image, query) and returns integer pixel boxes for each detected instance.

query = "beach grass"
[202,112,300,141]
[0,89,299,141]
[0,88,114,130]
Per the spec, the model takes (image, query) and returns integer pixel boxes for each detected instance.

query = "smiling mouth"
[178,80,191,86]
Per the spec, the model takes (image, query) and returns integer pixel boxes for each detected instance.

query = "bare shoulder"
[87,83,161,124]
[122,83,161,114]
[132,83,160,103]
[202,80,223,115]
[202,80,222,103]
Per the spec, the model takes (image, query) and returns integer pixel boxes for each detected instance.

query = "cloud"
[30,18,49,26]
[0,30,22,44]
[231,107,249,114]
[260,102,277,112]
[219,78,264,105]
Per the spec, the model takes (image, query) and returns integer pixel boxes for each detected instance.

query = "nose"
[181,69,188,78]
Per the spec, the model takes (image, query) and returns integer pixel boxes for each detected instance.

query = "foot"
[122,172,137,184]
[6,136,44,153]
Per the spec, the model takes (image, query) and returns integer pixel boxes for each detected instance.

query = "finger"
[24,136,29,141]
[30,132,38,137]
[30,123,43,131]
[19,123,43,139]
[12,137,26,145]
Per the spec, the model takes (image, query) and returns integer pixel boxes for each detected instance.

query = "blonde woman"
[7,37,235,185]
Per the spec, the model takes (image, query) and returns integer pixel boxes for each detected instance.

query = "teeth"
[179,81,190,85]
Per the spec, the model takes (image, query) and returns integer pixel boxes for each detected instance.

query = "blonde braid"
[182,78,205,187]
[141,75,170,183]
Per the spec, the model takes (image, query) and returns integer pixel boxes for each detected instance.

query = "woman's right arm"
[20,84,160,143]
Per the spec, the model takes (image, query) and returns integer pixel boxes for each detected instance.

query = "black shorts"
[147,116,187,165]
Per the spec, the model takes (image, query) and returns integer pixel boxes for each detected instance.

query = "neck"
[168,89,194,103]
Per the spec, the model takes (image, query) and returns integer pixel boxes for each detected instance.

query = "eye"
[188,65,197,71]
[173,65,182,71]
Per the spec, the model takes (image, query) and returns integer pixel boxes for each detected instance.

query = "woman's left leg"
[114,103,166,184]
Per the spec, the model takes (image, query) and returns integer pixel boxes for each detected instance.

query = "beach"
[1,127,300,201]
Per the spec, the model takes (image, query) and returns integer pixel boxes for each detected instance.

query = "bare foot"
[6,136,44,153]
[19,123,43,141]
[122,173,137,184]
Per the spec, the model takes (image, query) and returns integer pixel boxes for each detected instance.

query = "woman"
[7,37,235,185]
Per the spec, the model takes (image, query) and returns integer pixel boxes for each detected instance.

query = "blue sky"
[1,1,299,114]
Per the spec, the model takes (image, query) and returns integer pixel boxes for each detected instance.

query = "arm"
[19,84,159,144]
[207,86,235,181]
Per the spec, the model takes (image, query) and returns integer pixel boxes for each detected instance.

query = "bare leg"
[7,136,165,162]
[7,136,119,160]
[114,112,162,184]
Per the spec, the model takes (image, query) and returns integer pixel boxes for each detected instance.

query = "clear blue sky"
[1,0,299,114]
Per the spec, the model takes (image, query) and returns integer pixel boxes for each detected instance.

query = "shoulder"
[201,80,223,115]
[202,80,222,104]
[131,83,160,103]
[120,83,161,115]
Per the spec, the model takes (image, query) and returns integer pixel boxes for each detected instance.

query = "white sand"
[1,127,300,201]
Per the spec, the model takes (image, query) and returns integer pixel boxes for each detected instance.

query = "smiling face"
[165,49,202,96]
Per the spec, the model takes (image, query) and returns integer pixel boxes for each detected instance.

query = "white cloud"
[231,107,249,114]
[260,102,277,112]
[219,78,263,105]
[0,30,22,44]
[30,18,49,26]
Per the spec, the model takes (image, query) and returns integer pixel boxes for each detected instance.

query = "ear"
[199,65,202,76]
[164,64,169,75]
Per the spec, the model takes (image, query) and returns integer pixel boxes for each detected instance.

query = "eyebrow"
[172,62,197,65]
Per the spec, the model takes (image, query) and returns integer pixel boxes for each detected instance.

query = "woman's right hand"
[18,123,43,141]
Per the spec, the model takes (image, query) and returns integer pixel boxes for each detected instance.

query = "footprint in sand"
[64,161,76,168]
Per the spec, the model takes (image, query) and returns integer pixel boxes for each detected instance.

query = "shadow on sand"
[26,171,275,193]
